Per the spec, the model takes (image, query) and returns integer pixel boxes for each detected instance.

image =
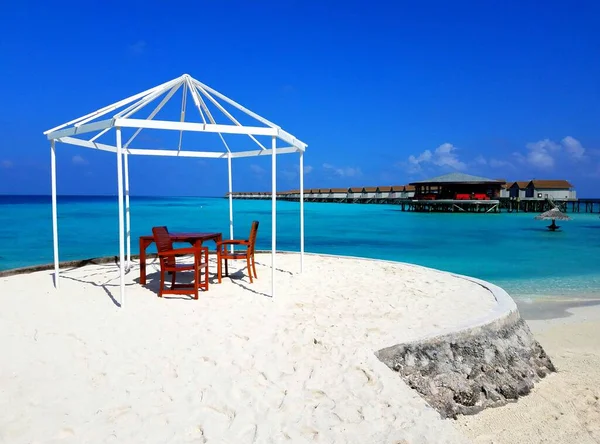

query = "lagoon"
[1,195,599,299]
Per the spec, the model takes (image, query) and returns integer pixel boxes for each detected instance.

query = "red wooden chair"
[216,221,259,283]
[152,226,209,298]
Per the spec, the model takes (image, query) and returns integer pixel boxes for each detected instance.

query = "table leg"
[140,238,147,285]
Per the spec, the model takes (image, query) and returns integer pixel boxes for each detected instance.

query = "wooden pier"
[498,198,600,214]
[564,199,600,213]
[409,199,500,213]
[227,192,600,214]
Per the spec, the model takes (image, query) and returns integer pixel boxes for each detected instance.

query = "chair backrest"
[248,220,259,254]
[152,226,174,266]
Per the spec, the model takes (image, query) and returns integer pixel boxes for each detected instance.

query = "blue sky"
[1,1,599,196]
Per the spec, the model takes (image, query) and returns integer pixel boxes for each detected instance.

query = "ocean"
[1,195,600,300]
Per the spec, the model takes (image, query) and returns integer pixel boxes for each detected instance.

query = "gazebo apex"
[44,73,308,306]
[44,73,306,155]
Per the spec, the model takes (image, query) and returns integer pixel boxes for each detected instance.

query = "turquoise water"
[2,195,600,299]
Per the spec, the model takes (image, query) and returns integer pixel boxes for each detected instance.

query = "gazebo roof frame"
[44,73,307,158]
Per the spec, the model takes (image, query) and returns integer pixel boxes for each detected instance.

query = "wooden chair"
[216,221,259,283]
[152,226,209,298]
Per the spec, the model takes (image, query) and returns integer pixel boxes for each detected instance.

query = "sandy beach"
[0,253,498,443]
[457,299,600,443]
[2,253,599,443]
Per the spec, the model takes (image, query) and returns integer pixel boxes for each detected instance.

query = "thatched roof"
[535,208,571,221]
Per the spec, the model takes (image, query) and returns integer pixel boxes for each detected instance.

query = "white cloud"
[489,158,514,169]
[400,136,589,175]
[517,136,586,170]
[406,143,466,173]
[408,150,432,164]
[471,155,513,169]
[588,148,600,157]
[562,136,585,160]
[473,155,487,166]
[250,164,265,175]
[516,139,558,170]
[527,139,561,153]
[322,163,362,177]
[1,160,13,169]
[72,155,88,166]
[527,149,554,169]
[281,170,296,180]
[281,164,313,181]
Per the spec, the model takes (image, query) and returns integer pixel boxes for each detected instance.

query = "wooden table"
[139,232,222,285]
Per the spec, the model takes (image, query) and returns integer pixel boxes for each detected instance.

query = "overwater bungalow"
[507,181,529,198]
[348,187,363,202]
[319,188,331,200]
[227,177,584,213]
[364,187,377,200]
[408,173,505,212]
[526,180,575,200]
[331,188,349,200]
[389,186,404,199]
[410,173,505,200]
[378,186,392,199]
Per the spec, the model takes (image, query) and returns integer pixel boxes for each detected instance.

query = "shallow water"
[1,195,600,299]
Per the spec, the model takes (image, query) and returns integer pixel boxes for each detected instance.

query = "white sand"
[457,301,600,443]
[0,253,497,443]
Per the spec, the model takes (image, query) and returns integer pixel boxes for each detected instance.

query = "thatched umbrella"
[535,207,571,231]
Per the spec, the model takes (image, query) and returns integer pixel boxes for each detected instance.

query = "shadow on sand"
[516,298,600,321]
[59,262,131,307]
[56,255,292,304]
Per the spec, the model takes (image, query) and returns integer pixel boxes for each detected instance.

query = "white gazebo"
[43,73,307,305]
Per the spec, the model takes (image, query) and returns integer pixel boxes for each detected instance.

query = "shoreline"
[516,297,600,320]
[0,250,600,311]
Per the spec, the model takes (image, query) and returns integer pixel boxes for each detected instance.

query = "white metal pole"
[51,140,60,288]
[116,127,126,307]
[228,153,234,253]
[124,150,131,269]
[299,151,304,273]
[271,136,277,298]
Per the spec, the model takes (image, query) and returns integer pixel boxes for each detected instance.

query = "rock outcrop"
[376,311,555,418]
